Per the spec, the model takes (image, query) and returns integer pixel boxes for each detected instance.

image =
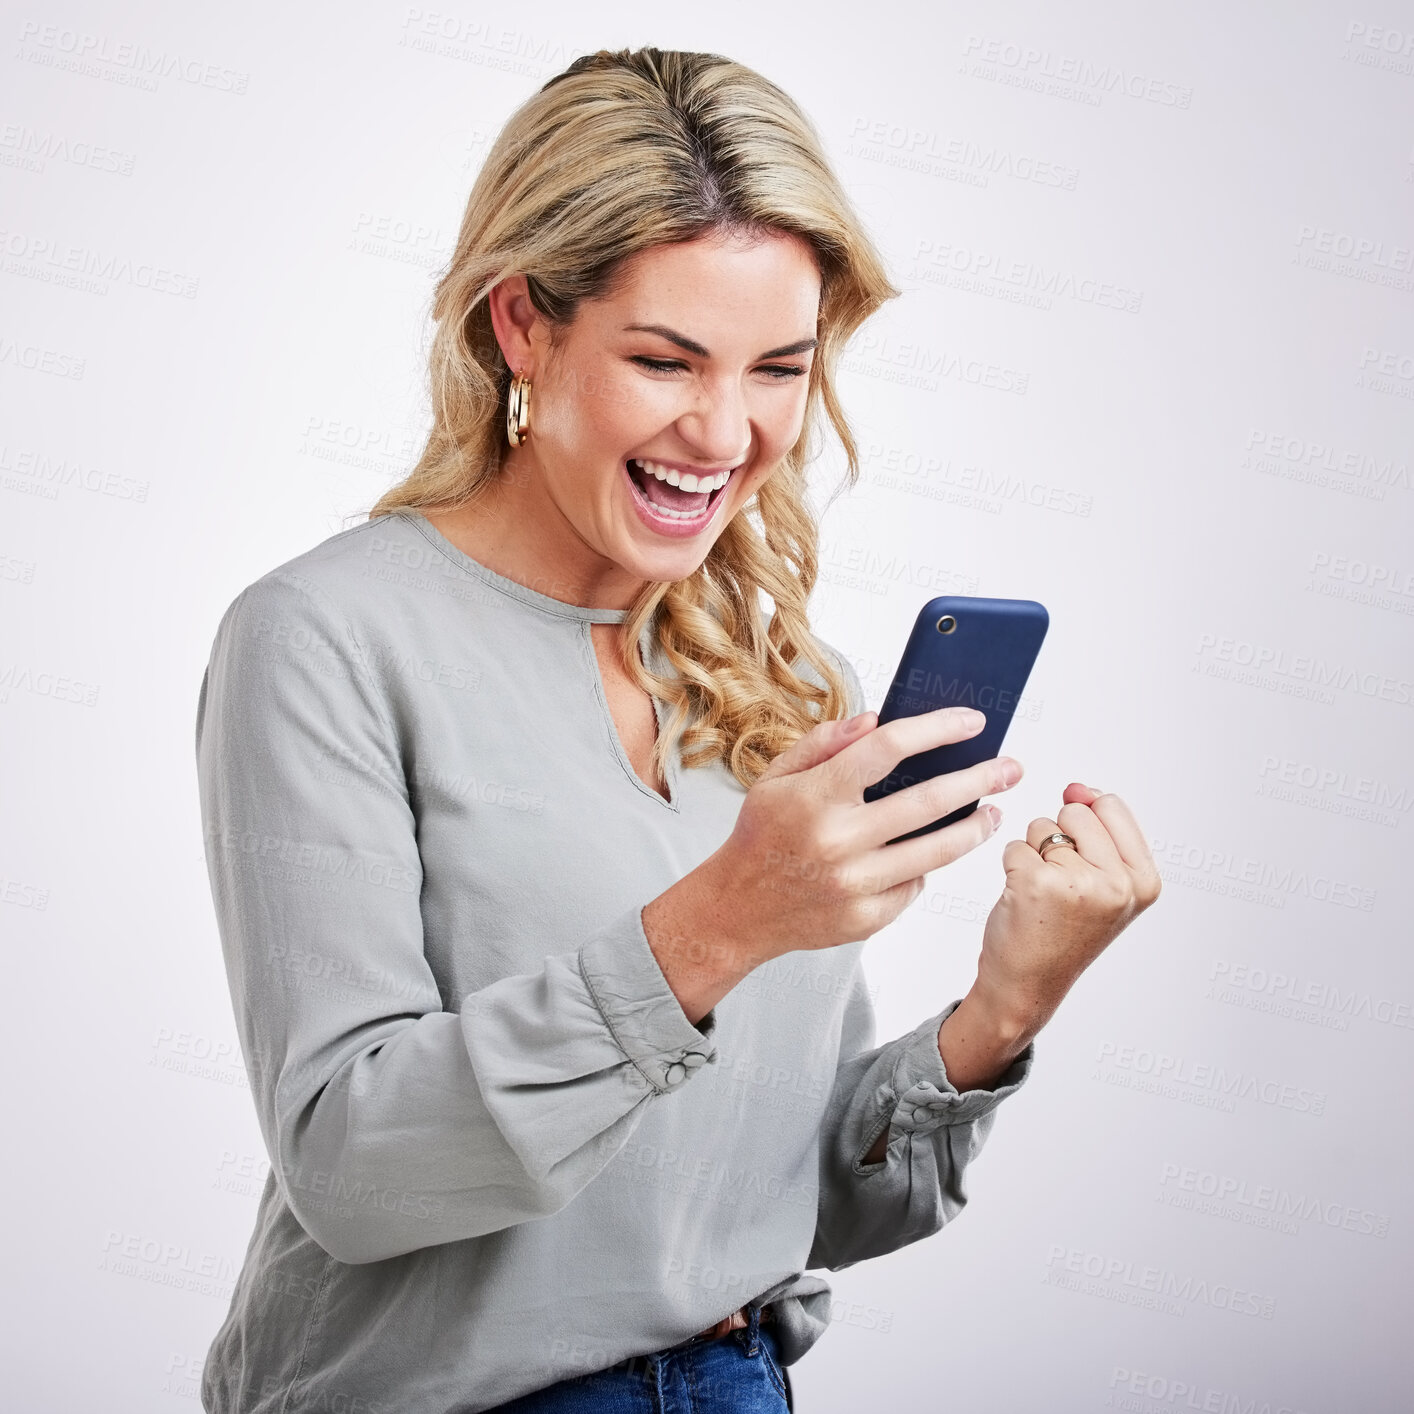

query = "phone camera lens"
[935,615,957,634]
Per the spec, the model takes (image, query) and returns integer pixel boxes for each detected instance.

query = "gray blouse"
[194,507,1032,1413]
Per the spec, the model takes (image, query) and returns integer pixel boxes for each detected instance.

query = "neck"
[430,454,647,613]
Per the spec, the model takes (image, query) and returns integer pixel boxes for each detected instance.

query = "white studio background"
[2,3,1410,1410]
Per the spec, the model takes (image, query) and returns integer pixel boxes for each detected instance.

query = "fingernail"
[983,805,1001,832]
[1088,784,1104,795]
[844,712,870,735]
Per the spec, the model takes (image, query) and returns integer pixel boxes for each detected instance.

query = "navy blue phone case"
[861,596,1049,844]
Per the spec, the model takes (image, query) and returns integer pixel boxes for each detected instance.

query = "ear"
[486,275,543,376]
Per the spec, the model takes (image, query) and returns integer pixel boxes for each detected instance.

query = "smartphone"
[861,596,1049,844]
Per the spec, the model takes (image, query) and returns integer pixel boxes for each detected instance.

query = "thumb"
[759,711,876,784]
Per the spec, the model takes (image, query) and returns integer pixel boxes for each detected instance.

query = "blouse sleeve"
[195,571,717,1266]
[806,965,1032,1271]
[804,642,1033,1272]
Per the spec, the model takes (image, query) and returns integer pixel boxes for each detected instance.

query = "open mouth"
[624,457,734,522]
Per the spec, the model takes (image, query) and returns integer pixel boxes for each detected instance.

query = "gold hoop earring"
[506,372,531,447]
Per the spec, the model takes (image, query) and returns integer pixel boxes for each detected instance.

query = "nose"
[676,374,752,467]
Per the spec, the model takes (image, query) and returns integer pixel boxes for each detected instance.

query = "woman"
[195,47,1161,1414]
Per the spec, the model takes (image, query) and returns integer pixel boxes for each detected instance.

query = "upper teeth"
[633,459,732,493]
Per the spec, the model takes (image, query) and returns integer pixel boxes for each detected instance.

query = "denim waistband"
[607,1300,775,1379]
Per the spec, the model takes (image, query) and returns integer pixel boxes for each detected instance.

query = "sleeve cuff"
[578,904,719,1095]
[884,998,1034,1132]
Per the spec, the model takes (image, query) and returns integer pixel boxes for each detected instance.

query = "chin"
[616,536,719,585]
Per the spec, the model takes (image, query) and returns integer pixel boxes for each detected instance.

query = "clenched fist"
[971,782,1163,1039]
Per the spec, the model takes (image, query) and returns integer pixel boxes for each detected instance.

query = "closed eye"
[630,356,807,380]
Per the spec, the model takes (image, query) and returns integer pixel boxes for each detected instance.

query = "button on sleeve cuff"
[887,998,1034,1133]
[577,904,719,1095]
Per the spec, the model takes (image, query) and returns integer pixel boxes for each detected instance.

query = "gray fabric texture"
[194,508,1033,1413]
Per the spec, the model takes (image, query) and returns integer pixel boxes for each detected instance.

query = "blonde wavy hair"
[367,46,899,790]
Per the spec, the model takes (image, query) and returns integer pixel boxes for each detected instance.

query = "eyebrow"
[622,324,818,360]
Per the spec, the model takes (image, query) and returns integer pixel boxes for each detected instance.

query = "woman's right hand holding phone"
[712,704,1017,960]
[642,704,1017,1020]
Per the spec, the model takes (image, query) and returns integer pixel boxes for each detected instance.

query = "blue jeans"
[488,1303,792,1413]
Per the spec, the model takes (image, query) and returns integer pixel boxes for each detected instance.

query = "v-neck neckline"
[400,511,681,812]
[583,618,680,812]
